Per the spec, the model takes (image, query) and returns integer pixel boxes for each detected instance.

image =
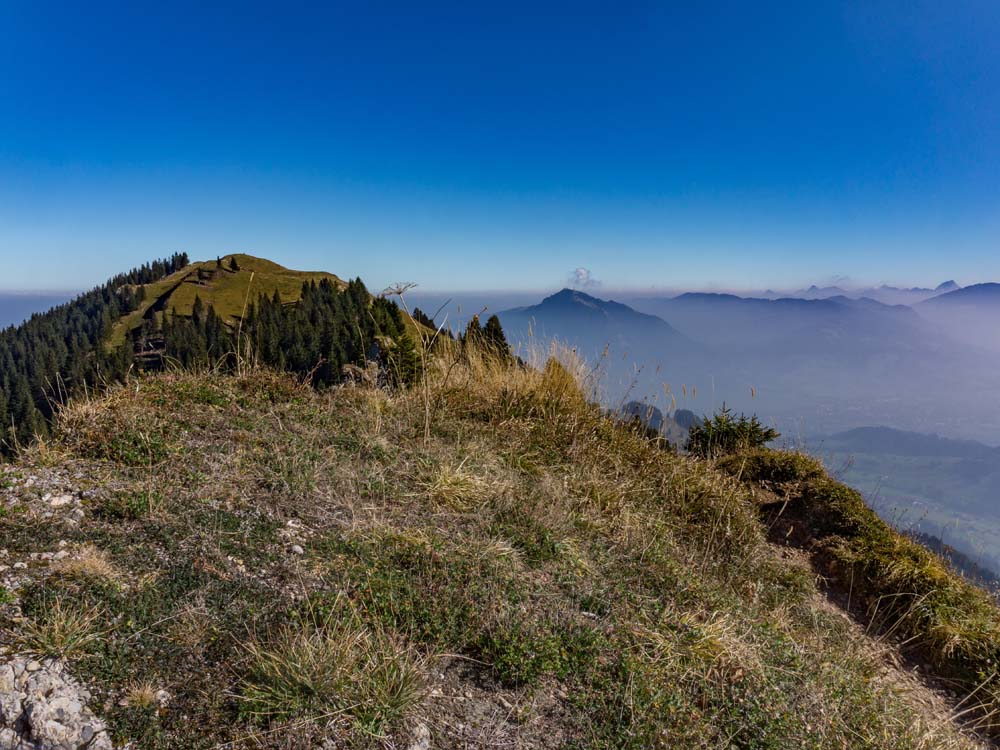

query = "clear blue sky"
[2,1,999,292]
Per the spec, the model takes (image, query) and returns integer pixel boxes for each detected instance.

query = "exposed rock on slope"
[0,657,111,750]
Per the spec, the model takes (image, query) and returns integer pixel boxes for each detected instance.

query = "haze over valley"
[412,279,1000,437]
[0,292,75,330]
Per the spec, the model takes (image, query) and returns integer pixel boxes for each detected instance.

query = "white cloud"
[569,267,600,289]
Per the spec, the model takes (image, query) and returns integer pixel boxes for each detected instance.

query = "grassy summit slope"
[719,449,1000,714]
[109,253,344,346]
[0,351,990,749]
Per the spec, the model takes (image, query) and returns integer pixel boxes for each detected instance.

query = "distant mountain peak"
[921,282,1000,306]
[499,288,689,347]
[799,284,848,298]
[547,287,596,301]
[935,280,960,292]
[535,288,608,311]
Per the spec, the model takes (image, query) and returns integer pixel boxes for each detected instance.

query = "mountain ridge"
[498,287,694,357]
[920,282,1000,306]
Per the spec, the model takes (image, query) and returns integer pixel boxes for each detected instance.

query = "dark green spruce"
[0,254,189,448]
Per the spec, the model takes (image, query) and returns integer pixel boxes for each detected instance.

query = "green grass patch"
[95,490,163,520]
[317,529,603,687]
[238,600,424,738]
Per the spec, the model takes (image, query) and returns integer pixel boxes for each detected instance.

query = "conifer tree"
[463,315,483,348]
[388,332,421,385]
[412,308,436,329]
[483,315,510,359]
[192,295,205,327]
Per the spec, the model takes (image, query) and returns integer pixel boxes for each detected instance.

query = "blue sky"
[2,1,999,292]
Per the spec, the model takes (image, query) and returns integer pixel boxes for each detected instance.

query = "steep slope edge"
[720,449,1000,738]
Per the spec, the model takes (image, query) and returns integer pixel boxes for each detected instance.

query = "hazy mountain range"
[495,283,1000,445]
[499,287,695,360]
[786,279,960,305]
[918,283,1000,352]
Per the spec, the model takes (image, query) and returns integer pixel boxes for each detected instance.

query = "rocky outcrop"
[0,657,111,750]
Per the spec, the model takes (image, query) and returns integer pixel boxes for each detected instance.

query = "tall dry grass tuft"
[421,459,488,511]
[53,544,124,586]
[20,599,106,658]
[238,598,425,738]
[421,336,597,426]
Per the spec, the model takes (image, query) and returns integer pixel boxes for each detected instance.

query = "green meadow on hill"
[109,253,344,347]
[0,255,416,449]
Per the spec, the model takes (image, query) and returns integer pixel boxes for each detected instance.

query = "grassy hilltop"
[1,342,997,749]
[109,253,344,347]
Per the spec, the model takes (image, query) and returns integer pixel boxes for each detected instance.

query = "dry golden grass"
[166,599,215,650]
[19,599,105,658]
[421,460,488,511]
[53,544,123,585]
[239,600,426,737]
[124,680,160,709]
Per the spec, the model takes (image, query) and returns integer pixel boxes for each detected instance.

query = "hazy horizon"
[0,267,975,298]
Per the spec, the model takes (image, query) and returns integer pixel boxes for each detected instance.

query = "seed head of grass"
[124,680,159,709]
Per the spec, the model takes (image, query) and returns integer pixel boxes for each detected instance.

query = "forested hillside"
[0,254,189,446]
[0,255,418,450]
[158,277,419,387]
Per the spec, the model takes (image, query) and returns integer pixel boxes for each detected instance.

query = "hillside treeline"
[0,254,189,447]
[158,277,420,388]
[0,258,419,451]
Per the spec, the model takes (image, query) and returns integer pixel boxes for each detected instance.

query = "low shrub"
[686,406,779,459]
